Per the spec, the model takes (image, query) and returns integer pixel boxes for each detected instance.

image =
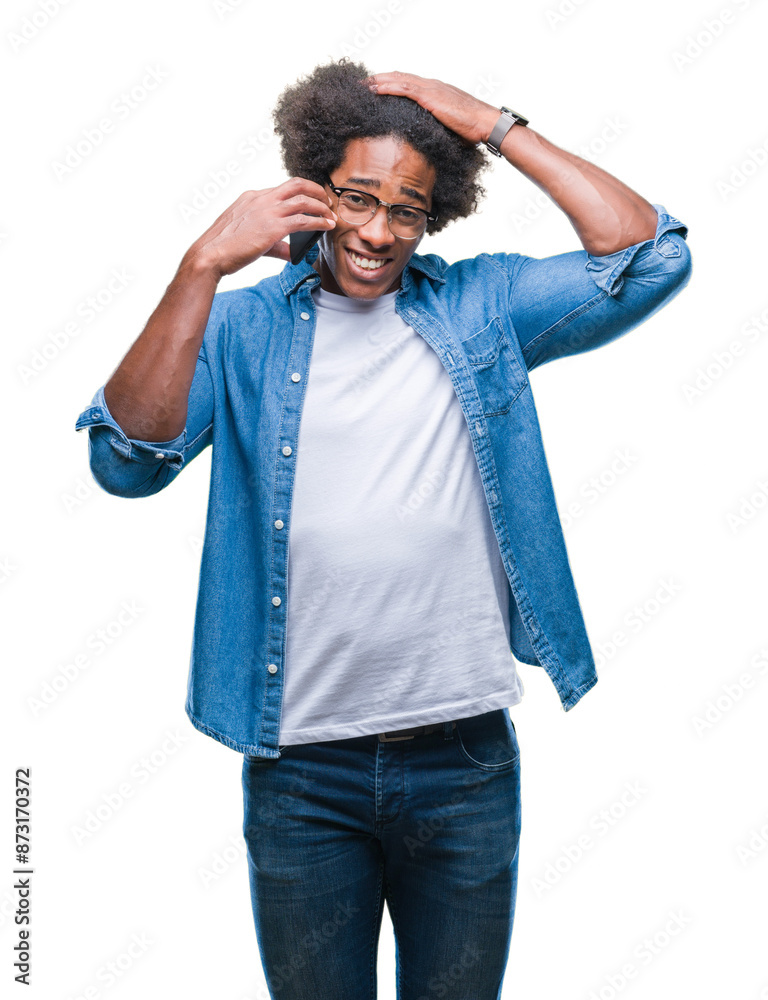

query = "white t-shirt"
[279,284,523,744]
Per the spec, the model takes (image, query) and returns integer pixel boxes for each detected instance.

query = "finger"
[263,239,292,262]
[284,212,336,234]
[364,71,421,93]
[277,193,337,222]
[277,175,334,208]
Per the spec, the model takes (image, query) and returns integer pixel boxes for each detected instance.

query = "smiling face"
[313,136,437,300]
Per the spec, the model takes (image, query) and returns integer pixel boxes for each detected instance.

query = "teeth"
[349,251,387,270]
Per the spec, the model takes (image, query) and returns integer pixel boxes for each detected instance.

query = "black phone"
[289,227,324,266]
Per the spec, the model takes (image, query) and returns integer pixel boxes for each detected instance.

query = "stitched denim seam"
[585,245,634,293]
[185,703,281,758]
[463,319,529,415]
[562,672,599,710]
[474,374,527,415]
[455,727,519,772]
[480,252,508,278]
[185,421,212,452]
[261,308,305,739]
[521,289,607,365]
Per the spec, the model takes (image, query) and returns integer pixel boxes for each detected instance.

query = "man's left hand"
[363,71,498,146]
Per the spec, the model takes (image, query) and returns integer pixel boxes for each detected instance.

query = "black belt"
[378,721,456,742]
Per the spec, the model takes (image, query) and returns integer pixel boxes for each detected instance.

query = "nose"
[356,205,396,248]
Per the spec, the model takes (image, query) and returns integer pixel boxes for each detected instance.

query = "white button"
[267,664,278,674]
[154,452,164,460]
[300,312,310,320]
[282,445,292,456]
[274,519,284,529]
[272,596,281,606]
[291,372,301,382]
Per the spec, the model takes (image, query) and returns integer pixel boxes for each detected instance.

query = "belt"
[378,721,456,742]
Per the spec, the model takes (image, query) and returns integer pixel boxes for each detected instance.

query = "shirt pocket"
[459,316,528,416]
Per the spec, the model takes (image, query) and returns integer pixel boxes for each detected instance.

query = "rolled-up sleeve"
[493,203,692,371]
[74,347,214,498]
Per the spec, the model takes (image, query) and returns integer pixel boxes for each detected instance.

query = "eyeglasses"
[326,175,437,239]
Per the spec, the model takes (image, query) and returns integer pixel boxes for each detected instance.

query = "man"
[75,60,692,1000]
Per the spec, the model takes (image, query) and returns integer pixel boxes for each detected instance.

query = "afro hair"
[271,58,491,235]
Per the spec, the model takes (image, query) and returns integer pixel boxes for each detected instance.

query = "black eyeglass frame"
[325,175,438,238]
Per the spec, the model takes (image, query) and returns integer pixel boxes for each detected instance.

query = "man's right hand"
[100,177,335,443]
[181,177,337,279]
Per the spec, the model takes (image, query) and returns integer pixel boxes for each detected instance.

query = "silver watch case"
[485,106,529,156]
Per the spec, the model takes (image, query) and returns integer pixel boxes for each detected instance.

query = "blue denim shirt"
[75,204,691,758]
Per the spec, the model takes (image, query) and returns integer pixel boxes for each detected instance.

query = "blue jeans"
[241,708,521,999]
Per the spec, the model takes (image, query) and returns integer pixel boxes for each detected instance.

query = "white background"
[3,0,768,997]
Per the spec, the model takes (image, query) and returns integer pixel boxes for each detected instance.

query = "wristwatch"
[484,106,529,157]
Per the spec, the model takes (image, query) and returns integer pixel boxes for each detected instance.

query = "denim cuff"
[74,385,186,471]
[584,204,689,297]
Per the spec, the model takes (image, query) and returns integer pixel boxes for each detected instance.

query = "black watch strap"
[485,106,529,157]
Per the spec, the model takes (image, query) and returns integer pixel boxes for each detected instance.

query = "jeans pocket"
[454,709,519,773]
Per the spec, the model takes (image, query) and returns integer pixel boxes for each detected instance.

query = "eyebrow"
[343,176,428,208]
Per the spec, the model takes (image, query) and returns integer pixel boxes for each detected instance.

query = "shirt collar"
[278,241,445,296]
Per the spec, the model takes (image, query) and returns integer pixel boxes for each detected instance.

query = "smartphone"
[290,227,324,266]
